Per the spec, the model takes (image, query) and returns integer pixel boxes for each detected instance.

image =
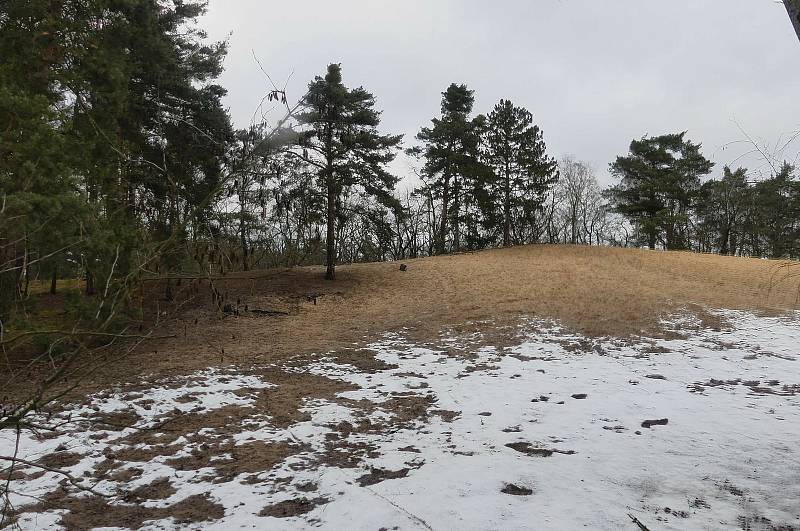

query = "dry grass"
[7,245,800,393]
[139,245,799,374]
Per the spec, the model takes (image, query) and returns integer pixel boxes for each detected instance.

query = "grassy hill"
[124,245,800,380]
[7,245,800,393]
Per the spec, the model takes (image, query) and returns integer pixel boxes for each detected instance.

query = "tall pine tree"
[412,84,485,254]
[292,64,402,280]
[482,99,558,246]
[607,133,713,250]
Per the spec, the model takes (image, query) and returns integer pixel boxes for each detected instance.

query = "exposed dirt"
[211,440,299,481]
[36,451,82,469]
[501,483,534,495]
[89,409,142,431]
[125,477,177,501]
[12,489,224,530]
[737,515,799,531]
[164,439,298,480]
[252,368,356,428]
[258,497,330,518]
[689,378,800,396]
[505,442,576,457]
[321,438,381,469]
[356,467,410,487]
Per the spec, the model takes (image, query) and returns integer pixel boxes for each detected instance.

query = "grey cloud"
[201,0,800,184]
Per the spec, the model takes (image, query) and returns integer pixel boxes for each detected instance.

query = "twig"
[0,330,176,348]
[0,455,110,498]
[0,425,21,528]
[95,244,121,320]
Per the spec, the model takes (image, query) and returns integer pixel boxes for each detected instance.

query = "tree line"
[2,0,799,321]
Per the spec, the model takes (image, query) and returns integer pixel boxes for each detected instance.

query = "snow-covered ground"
[3,309,799,530]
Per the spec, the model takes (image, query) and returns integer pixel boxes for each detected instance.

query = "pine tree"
[0,0,232,312]
[607,133,713,250]
[699,167,749,255]
[749,162,798,258]
[293,64,402,280]
[0,0,89,314]
[482,99,558,246]
[412,84,485,254]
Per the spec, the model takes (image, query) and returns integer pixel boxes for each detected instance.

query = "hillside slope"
[132,244,800,381]
[6,245,800,530]
[6,246,800,531]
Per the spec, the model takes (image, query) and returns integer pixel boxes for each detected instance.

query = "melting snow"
[3,310,799,530]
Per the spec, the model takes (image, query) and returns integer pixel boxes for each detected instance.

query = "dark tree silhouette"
[293,64,402,280]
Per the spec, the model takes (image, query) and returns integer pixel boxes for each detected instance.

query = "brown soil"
[125,477,176,501]
[259,497,330,518]
[356,467,410,487]
[36,451,82,469]
[501,483,534,495]
[506,441,577,457]
[13,489,223,530]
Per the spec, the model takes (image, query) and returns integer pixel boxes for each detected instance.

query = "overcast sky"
[200,0,800,186]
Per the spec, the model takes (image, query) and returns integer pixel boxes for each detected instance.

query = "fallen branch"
[0,330,177,347]
[0,455,111,498]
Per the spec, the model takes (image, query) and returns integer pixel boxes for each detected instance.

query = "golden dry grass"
[131,244,800,378]
[8,244,800,392]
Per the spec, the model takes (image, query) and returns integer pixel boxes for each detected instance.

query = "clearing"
[3,245,800,530]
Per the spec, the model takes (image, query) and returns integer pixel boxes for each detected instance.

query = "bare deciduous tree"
[558,157,597,245]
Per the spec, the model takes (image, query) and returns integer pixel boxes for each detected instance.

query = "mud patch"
[356,467,410,487]
[501,483,533,496]
[505,442,575,457]
[259,497,329,518]
[15,490,224,529]
[36,450,82,469]
[90,408,142,431]
[125,477,176,501]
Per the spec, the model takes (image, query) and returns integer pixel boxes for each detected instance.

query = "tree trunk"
[239,196,249,271]
[719,226,730,255]
[571,203,578,245]
[452,176,461,252]
[438,173,450,255]
[785,0,800,43]
[503,163,511,247]
[22,240,30,297]
[50,265,57,295]
[648,228,657,250]
[85,269,95,296]
[325,179,336,280]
